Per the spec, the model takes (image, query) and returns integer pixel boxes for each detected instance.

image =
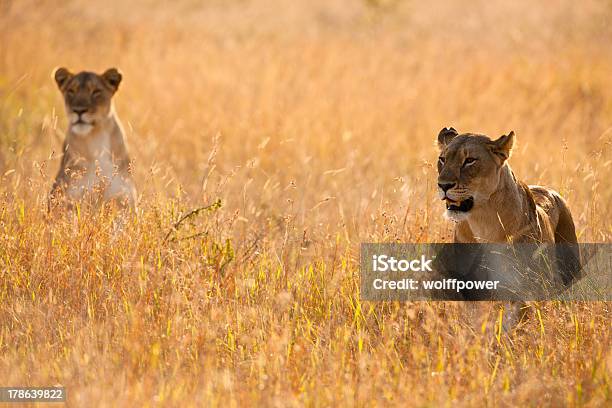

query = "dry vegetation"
[0,0,611,406]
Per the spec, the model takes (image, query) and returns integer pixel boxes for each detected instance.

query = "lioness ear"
[53,67,73,89]
[490,131,515,161]
[437,127,458,149]
[102,68,122,91]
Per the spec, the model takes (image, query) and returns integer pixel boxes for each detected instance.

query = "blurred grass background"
[0,0,610,406]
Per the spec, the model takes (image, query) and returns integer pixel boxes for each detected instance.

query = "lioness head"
[53,67,122,135]
[436,127,515,221]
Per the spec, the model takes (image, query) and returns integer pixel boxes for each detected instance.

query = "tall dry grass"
[0,0,610,406]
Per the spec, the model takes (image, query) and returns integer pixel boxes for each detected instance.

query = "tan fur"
[49,67,136,212]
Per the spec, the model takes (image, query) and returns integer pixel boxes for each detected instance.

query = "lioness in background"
[436,127,581,327]
[49,67,136,212]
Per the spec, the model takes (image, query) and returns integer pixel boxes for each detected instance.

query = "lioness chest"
[66,131,133,204]
[455,186,558,243]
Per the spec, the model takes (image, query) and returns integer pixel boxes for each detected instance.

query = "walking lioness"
[436,128,581,326]
[49,67,136,212]
[436,127,578,249]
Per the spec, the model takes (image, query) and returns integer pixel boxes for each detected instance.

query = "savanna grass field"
[0,0,611,406]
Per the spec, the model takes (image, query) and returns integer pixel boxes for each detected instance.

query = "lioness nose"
[73,107,88,115]
[438,182,456,192]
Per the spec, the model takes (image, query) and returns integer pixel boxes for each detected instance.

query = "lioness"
[436,127,581,326]
[436,127,578,247]
[49,67,136,211]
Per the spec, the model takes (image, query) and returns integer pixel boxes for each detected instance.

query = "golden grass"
[0,0,610,406]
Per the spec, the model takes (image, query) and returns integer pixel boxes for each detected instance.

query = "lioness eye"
[67,89,75,97]
[463,157,477,166]
[438,157,445,165]
[92,90,101,98]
